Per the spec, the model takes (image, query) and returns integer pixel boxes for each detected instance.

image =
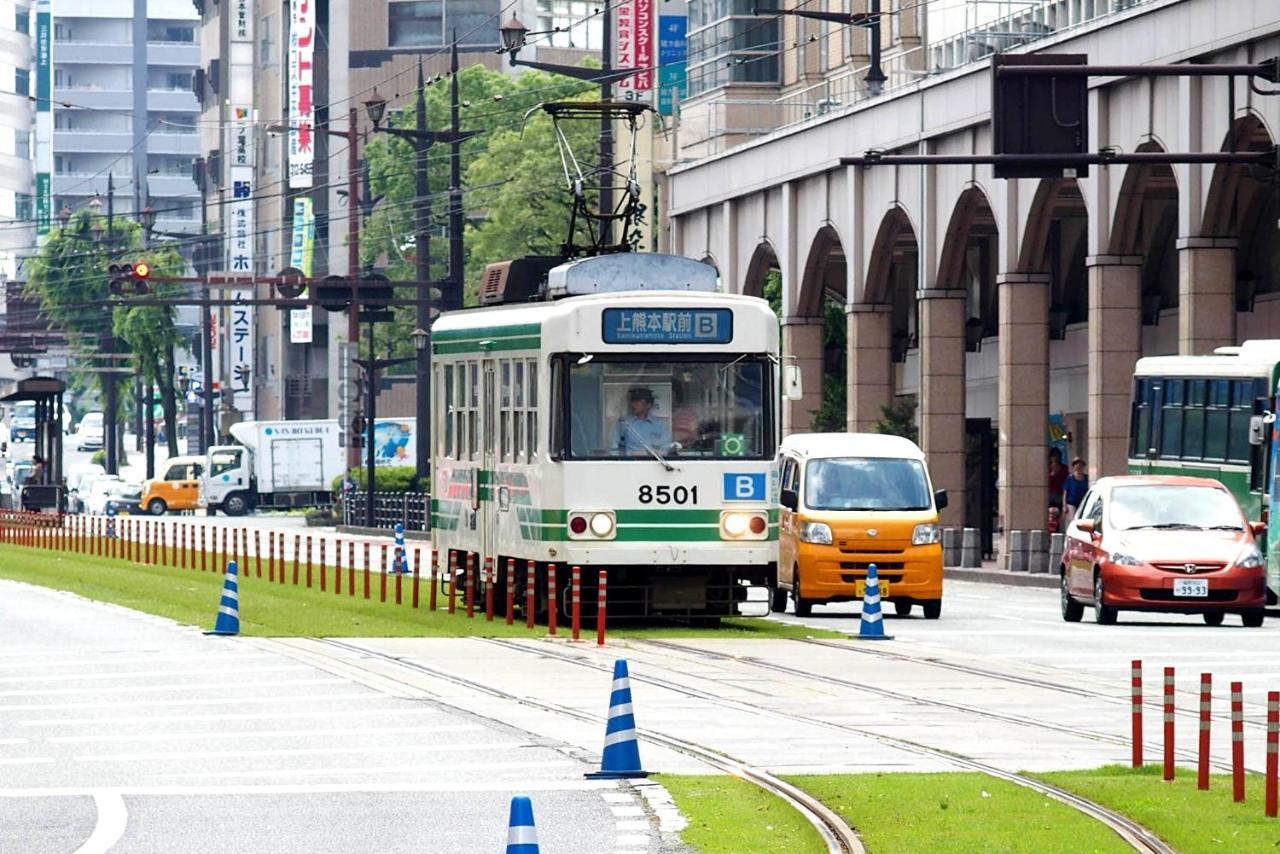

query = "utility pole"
[145,382,155,478]
[599,7,614,248]
[448,39,464,314]
[345,106,362,475]
[414,60,431,490]
[195,157,214,456]
[104,172,119,476]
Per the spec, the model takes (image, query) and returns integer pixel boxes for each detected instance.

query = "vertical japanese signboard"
[34,0,52,240]
[288,197,315,344]
[226,0,255,414]
[230,305,254,411]
[657,15,687,116]
[288,0,316,189]
[616,0,654,100]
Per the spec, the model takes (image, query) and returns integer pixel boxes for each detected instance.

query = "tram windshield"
[563,356,771,460]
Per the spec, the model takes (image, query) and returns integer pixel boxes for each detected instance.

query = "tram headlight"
[589,512,615,538]
[568,511,616,540]
[721,511,769,541]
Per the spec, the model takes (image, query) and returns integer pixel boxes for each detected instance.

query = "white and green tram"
[430,253,790,621]
[1129,340,1280,603]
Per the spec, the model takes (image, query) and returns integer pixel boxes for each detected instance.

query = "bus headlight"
[912,523,940,545]
[799,521,832,545]
[568,511,615,540]
[721,511,769,540]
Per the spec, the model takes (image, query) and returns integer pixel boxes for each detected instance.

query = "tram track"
[300,637,864,854]
[477,637,1176,854]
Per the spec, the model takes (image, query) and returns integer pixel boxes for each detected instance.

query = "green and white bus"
[430,253,795,622]
[1129,340,1280,602]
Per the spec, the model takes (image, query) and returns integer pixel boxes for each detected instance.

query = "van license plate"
[1173,579,1208,598]
[855,580,889,599]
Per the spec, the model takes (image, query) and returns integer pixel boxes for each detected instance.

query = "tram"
[429,252,799,621]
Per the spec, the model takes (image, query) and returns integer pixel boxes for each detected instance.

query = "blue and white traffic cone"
[105,506,116,539]
[393,522,407,574]
[856,563,893,641]
[205,560,240,636]
[504,795,539,854]
[586,659,648,779]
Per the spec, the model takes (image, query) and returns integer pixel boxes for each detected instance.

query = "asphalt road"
[0,580,655,854]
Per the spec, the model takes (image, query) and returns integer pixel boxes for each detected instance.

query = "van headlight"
[912,523,940,545]
[1236,545,1264,569]
[799,521,832,545]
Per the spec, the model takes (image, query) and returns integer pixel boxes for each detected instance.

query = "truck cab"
[201,445,253,516]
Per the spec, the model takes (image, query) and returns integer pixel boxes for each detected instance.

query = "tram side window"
[468,361,480,461]
[514,360,525,462]
[549,358,564,458]
[500,360,512,462]
[442,365,455,458]
[526,360,538,462]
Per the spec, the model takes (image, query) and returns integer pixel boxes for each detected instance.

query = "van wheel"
[793,568,814,617]
[222,493,249,517]
[770,586,788,613]
[921,600,942,620]
[146,498,167,516]
[893,601,913,617]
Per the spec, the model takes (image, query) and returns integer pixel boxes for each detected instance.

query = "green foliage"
[330,465,422,493]
[811,298,847,432]
[762,270,782,315]
[360,64,595,368]
[89,449,128,468]
[874,394,919,444]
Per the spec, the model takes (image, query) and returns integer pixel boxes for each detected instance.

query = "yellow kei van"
[776,433,946,619]
[140,455,205,516]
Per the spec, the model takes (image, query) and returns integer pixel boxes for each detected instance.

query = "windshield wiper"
[624,422,675,472]
[1126,522,1202,530]
[1206,524,1244,531]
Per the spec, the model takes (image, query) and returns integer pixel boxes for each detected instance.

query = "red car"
[1060,476,1267,627]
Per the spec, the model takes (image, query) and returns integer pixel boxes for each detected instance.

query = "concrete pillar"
[918,289,966,527]
[782,317,825,436]
[997,273,1050,569]
[1086,257,1143,483]
[1177,237,1237,355]
[845,303,891,432]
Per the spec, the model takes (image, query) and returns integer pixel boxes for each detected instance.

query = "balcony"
[147,42,199,66]
[53,173,130,195]
[55,41,133,64]
[54,131,132,154]
[146,89,199,112]
[148,133,199,155]
[145,173,197,197]
[54,86,132,112]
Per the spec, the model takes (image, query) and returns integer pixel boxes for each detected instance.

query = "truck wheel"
[146,498,167,516]
[222,493,249,517]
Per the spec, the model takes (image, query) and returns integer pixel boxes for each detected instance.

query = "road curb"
[335,524,432,541]
[945,566,1059,589]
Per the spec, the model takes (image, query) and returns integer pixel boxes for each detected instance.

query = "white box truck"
[201,418,418,515]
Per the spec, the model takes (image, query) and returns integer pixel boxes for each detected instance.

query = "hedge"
[330,466,424,493]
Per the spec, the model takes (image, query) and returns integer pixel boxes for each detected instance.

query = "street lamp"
[411,328,429,352]
[753,4,887,96]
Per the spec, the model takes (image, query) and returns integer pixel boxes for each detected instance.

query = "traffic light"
[360,272,392,309]
[314,274,351,312]
[107,262,151,296]
[276,266,305,299]
[131,261,151,295]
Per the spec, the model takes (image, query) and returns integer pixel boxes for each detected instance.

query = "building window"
[16,128,30,159]
[535,0,602,50]
[259,13,276,67]
[389,1,442,47]
[14,68,29,97]
[687,0,779,98]
[450,0,499,46]
[165,71,192,91]
[16,8,29,35]
[15,193,33,221]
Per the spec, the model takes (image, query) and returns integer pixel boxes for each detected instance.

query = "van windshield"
[804,457,932,511]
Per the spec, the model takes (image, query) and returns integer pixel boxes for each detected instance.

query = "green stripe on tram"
[432,323,542,354]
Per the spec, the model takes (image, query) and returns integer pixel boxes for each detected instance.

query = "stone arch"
[1109,140,1180,334]
[1019,178,1089,330]
[864,206,919,362]
[797,224,847,316]
[742,241,778,299]
[937,185,999,340]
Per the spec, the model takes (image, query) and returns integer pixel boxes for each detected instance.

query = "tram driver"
[613,386,672,456]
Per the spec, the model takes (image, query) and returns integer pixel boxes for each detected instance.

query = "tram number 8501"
[637,485,699,505]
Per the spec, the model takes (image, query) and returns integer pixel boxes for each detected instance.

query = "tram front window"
[564,357,770,459]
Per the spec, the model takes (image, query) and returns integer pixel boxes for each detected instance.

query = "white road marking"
[0,654,277,672]
[50,725,457,744]
[76,730,489,762]
[147,757,571,780]
[0,691,377,713]
[20,707,432,728]
[614,820,650,831]
[0,738,28,745]
[614,834,650,847]
[0,757,54,765]
[72,791,128,854]
[0,664,308,684]
[0,677,346,698]
[600,792,634,803]
[0,781,614,797]
[609,806,645,818]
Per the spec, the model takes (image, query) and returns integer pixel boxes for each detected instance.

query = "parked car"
[105,483,143,516]
[76,412,105,451]
[1061,476,1267,627]
[67,463,107,514]
[82,475,127,516]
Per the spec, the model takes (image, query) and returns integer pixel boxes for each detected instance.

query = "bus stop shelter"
[1,376,66,510]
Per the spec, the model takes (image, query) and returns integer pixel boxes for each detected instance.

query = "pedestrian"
[30,453,45,485]
[1047,447,1067,512]
[1063,457,1089,526]
[1047,504,1062,534]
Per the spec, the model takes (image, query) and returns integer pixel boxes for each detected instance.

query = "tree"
[360,64,594,367]
[873,395,919,445]
[26,211,188,457]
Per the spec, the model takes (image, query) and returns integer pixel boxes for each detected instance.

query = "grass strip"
[786,772,1131,854]
[655,774,825,854]
[0,543,838,639]
[1035,764,1280,852]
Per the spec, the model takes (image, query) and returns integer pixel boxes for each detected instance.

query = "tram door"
[480,362,498,573]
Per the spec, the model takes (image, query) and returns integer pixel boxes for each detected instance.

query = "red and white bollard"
[1198,673,1212,790]
[485,556,495,622]
[525,560,536,630]
[306,536,314,589]
[1233,681,1246,802]
[334,538,344,596]
[505,558,515,626]
[1266,690,1278,819]
[380,544,389,603]
[571,565,582,642]
[547,564,558,636]
[412,546,421,609]
[446,552,456,614]
[319,538,328,592]
[465,553,476,618]
[254,530,262,578]
[429,549,439,612]
[596,569,607,647]
[1163,666,1175,781]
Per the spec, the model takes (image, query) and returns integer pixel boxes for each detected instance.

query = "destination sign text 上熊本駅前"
[601,308,734,344]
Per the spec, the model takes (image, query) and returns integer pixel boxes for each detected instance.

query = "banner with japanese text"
[229,304,254,413]
[616,0,654,99]
[288,0,315,188]
[657,15,687,116]
[289,197,315,344]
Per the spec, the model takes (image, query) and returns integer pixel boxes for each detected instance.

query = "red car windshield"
[1109,485,1245,531]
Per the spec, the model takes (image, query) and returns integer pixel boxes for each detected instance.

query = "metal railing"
[342,491,431,532]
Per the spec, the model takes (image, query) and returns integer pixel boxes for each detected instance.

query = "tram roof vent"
[479,256,564,305]
[545,253,718,299]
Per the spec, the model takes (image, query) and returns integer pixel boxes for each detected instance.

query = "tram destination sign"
[602,308,733,344]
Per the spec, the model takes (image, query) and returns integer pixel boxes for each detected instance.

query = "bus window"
[1160,380,1183,457]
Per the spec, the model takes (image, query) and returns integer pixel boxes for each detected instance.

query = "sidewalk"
[944,557,1059,589]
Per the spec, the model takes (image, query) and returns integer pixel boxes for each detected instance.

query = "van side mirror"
[780,489,799,511]
[934,489,948,511]
[784,365,803,402]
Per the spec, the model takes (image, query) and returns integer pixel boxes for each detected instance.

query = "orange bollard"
[200,527,207,572]
[306,536,313,589]
[292,535,300,585]
[348,541,355,597]
[1198,673,1212,790]
[363,543,371,600]
[547,563,558,636]
[380,545,388,603]
[484,556,495,622]
[319,538,327,592]
[267,531,276,582]
[505,558,515,626]
[411,546,420,608]
[1233,682,1246,802]
[334,538,343,596]
[571,565,582,641]
[1267,690,1278,818]
[1163,667,1175,781]
[525,560,536,630]
[596,569,608,646]
[255,530,262,578]
[428,549,438,611]
[466,553,476,618]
